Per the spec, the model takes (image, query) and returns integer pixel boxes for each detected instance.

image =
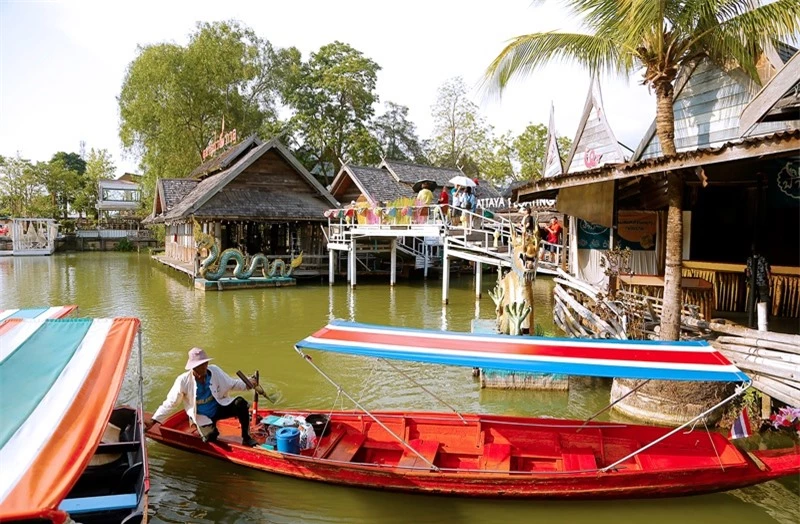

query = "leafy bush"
[115,237,136,252]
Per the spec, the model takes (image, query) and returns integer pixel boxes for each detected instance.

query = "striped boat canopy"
[0,305,77,322]
[0,317,140,522]
[296,321,750,383]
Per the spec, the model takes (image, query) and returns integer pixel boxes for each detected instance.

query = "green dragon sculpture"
[195,226,302,281]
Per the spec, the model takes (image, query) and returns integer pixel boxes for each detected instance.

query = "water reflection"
[1,253,796,524]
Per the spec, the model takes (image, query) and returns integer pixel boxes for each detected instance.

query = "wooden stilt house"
[145,136,338,275]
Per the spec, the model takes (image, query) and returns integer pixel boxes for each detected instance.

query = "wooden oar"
[237,370,278,403]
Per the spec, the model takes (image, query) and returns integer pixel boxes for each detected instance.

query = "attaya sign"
[202,129,238,160]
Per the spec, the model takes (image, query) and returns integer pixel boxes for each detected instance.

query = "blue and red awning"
[296,321,749,383]
[0,317,139,522]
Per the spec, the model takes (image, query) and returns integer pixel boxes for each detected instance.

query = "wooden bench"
[562,453,598,472]
[312,427,346,458]
[325,432,366,463]
[397,439,440,470]
[59,493,138,514]
[480,443,512,472]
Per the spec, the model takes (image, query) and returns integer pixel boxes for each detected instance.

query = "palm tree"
[484,0,799,341]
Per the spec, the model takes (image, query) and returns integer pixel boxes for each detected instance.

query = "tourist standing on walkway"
[746,243,771,331]
[416,182,434,223]
[438,187,450,222]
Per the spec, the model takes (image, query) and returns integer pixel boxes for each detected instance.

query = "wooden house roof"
[634,46,798,160]
[149,138,337,223]
[380,160,502,200]
[330,165,414,205]
[740,52,800,135]
[564,77,628,174]
[188,134,263,179]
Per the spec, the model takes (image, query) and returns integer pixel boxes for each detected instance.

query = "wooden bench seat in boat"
[398,439,440,470]
[479,443,512,472]
[312,427,346,458]
[562,453,598,472]
[59,493,138,515]
[325,432,366,463]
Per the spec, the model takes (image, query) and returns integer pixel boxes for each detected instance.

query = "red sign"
[202,129,238,160]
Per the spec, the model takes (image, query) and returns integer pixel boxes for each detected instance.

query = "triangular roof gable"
[740,52,800,135]
[634,48,797,160]
[151,178,200,218]
[189,134,263,179]
[564,77,627,174]
[167,138,338,220]
[543,102,564,178]
[330,165,374,204]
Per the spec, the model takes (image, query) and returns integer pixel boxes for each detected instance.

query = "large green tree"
[0,155,41,217]
[484,0,799,341]
[372,102,428,163]
[280,41,381,184]
[515,123,572,181]
[429,77,492,171]
[119,21,283,206]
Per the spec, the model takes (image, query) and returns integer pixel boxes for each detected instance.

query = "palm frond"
[481,32,631,99]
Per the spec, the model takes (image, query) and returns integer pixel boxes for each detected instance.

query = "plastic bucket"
[276,426,300,454]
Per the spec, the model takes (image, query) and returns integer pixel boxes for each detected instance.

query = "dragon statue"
[488,221,539,335]
[194,223,302,281]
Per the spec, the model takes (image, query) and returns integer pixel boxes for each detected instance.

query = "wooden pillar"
[475,261,482,299]
[350,238,357,288]
[442,244,450,305]
[390,240,397,286]
[329,249,335,285]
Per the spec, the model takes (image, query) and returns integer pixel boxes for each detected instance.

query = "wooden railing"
[682,261,799,318]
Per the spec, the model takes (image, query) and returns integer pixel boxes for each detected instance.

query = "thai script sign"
[616,211,657,251]
[202,129,238,160]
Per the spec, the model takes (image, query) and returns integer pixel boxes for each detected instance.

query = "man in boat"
[144,347,259,447]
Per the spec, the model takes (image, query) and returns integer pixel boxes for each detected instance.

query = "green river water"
[1,252,797,524]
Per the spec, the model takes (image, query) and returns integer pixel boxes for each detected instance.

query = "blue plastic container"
[276,426,300,454]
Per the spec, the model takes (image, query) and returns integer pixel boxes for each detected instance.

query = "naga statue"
[488,221,539,335]
[194,225,303,281]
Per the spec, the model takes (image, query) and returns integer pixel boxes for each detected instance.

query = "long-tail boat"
[0,316,148,523]
[146,321,800,499]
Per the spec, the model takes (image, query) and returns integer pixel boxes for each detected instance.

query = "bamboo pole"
[719,352,800,382]
[750,375,800,407]
[715,336,800,354]
[553,285,620,339]
[713,342,800,365]
[683,317,800,346]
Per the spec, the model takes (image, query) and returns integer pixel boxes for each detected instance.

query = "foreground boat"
[0,316,148,523]
[147,321,800,500]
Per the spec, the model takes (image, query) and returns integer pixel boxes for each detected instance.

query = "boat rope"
[379,358,468,425]
[576,379,650,432]
[702,416,725,471]
[295,347,440,471]
[312,388,343,459]
[601,381,751,472]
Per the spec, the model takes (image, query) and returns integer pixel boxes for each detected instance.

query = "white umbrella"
[448,175,476,187]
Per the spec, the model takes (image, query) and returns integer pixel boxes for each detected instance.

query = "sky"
[0,0,657,175]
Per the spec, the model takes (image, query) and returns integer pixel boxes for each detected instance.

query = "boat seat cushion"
[480,442,512,471]
[59,493,138,514]
[562,453,598,472]
[325,432,365,463]
[398,439,439,470]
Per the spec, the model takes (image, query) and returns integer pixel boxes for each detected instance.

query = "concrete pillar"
[424,244,429,279]
[442,244,450,305]
[329,249,335,285]
[475,261,482,299]
[350,238,357,288]
[390,240,397,286]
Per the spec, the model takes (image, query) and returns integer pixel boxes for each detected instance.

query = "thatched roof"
[148,138,337,224]
[380,159,502,200]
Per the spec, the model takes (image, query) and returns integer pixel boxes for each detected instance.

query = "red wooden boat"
[146,321,800,499]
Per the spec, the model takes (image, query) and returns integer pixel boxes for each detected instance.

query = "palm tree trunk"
[654,81,682,341]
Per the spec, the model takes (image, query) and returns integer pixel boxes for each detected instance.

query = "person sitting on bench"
[144,347,259,447]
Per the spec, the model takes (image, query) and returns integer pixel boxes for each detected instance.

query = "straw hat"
[185,347,213,370]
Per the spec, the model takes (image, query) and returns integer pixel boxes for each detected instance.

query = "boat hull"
[147,409,800,500]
